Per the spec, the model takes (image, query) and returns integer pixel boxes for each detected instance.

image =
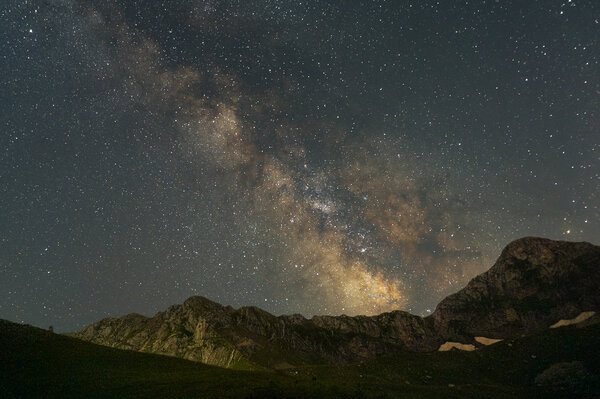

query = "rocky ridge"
[72,237,600,369]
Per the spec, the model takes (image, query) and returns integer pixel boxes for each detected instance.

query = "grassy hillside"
[1,319,598,398]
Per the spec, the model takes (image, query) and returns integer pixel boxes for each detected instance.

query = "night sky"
[1,0,598,332]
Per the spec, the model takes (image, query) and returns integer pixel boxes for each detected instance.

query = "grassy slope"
[299,322,600,399]
[1,319,598,399]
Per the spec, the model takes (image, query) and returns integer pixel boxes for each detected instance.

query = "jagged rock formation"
[73,237,600,369]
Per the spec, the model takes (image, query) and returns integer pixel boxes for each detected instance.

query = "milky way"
[1,0,598,331]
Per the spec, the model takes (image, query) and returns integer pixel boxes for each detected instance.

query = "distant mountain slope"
[72,237,600,368]
[72,296,433,368]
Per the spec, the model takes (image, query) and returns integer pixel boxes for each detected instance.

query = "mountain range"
[71,237,600,370]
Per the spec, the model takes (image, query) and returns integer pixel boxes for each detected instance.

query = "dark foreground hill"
[72,237,600,369]
[1,318,599,398]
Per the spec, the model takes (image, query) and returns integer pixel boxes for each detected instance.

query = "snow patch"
[474,336,503,345]
[438,342,475,351]
[550,311,595,328]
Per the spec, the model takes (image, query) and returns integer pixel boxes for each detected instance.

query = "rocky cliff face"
[73,237,599,369]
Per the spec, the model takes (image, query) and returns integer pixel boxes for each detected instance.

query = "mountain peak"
[431,237,600,339]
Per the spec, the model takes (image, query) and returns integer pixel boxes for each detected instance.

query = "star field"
[0,0,598,332]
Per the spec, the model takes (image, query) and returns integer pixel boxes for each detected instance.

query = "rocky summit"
[72,237,600,369]
[431,237,600,340]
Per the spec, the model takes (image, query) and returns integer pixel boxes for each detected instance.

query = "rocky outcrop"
[73,237,600,369]
[534,361,599,393]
